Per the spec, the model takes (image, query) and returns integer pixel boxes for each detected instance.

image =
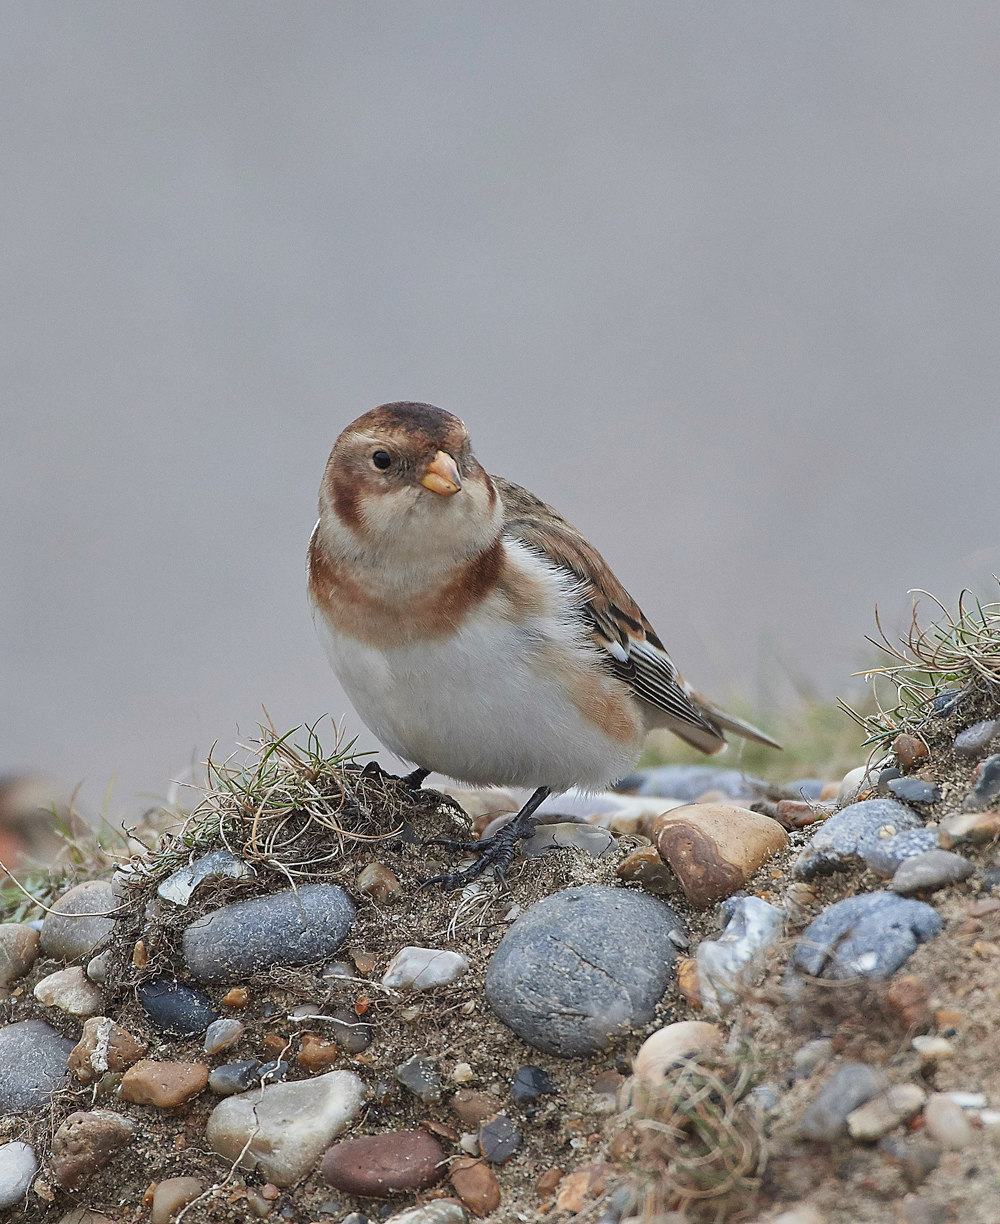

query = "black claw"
[402,767,431,791]
[421,785,551,891]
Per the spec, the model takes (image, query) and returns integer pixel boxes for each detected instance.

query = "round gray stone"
[889,850,974,895]
[0,1141,37,1209]
[0,1020,75,1113]
[793,799,923,880]
[863,827,939,877]
[799,1063,888,1141]
[182,883,355,984]
[484,884,684,1056]
[40,881,117,961]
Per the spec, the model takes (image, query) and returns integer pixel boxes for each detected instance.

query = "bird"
[308,401,780,888]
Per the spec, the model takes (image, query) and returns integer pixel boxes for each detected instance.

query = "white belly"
[312,604,642,792]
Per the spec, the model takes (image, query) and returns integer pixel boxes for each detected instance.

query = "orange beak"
[420,450,462,496]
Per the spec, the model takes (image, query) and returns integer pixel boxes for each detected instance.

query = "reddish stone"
[51,1110,135,1189]
[535,1167,564,1198]
[449,1089,498,1128]
[321,1130,444,1196]
[449,1157,501,1217]
[297,1033,340,1072]
[118,1060,209,1107]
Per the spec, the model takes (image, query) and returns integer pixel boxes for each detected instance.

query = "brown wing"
[492,476,726,749]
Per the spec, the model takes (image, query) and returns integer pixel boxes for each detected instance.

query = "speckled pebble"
[478,1114,520,1163]
[793,799,923,880]
[321,1130,444,1196]
[799,1063,888,1140]
[0,1019,75,1112]
[789,892,943,981]
[890,850,974,895]
[0,1142,37,1209]
[50,1110,136,1189]
[383,1203,468,1224]
[118,1060,209,1107]
[863,827,940,877]
[395,1055,442,1102]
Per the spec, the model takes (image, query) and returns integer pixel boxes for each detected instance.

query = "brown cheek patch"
[327,467,365,535]
[309,535,505,648]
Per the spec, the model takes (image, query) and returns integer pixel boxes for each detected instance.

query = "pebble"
[837,765,872,806]
[942,1091,986,1109]
[653,803,787,907]
[912,1036,954,1061]
[68,1017,147,1084]
[204,1017,244,1055]
[138,979,220,1036]
[206,1070,364,1186]
[452,1062,474,1083]
[890,849,974,895]
[615,844,679,895]
[151,1177,204,1224]
[893,734,929,769]
[792,1039,834,1079]
[553,1162,613,1213]
[33,966,104,1017]
[923,1094,974,1149]
[963,752,1000,812]
[449,1156,501,1216]
[633,1021,723,1093]
[511,1065,559,1103]
[209,1060,265,1095]
[86,953,108,983]
[0,1142,37,1210]
[478,1114,520,1162]
[298,1033,341,1072]
[789,779,829,800]
[50,1110,136,1189]
[321,1130,444,1195]
[789,892,942,981]
[799,1063,888,1140]
[383,1204,468,1224]
[0,1019,75,1112]
[450,1090,499,1128]
[118,1059,209,1107]
[886,778,941,805]
[157,848,255,905]
[863,828,940,877]
[381,947,469,991]
[395,1055,442,1102]
[845,1084,926,1141]
[40,880,117,961]
[356,863,401,905]
[183,883,355,984]
[885,977,932,1030]
[933,688,962,715]
[695,896,784,1016]
[520,822,615,859]
[0,924,39,988]
[793,799,922,879]
[484,885,685,1055]
[321,1006,373,1054]
[939,809,1000,844]
[876,1134,941,1184]
[953,720,998,759]
[617,765,773,803]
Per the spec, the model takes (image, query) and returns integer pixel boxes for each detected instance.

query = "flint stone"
[790,892,942,981]
[0,924,39,988]
[519,823,615,859]
[953,720,998,759]
[886,778,941,805]
[695,896,784,1016]
[484,885,684,1056]
[158,848,255,906]
[799,1063,888,1140]
[864,828,940,877]
[40,881,116,961]
[0,1019,75,1112]
[653,804,787,907]
[793,799,923,879]
[209,1060,264,1095]
[890,850,974,895]
[183,883,355,984]
[0,1141,37,1209]
[138,979,219,1035]
[321,1130,444,1195]
[205,1070,365,1186]
[68,1017,147,1084]
[384,1205,467,1224]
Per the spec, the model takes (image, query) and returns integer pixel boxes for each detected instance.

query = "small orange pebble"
[352,951,377,975]
[354,995,371,1015]
[262,1184,280,1200]
[353,1050,376,1064]
[132,940,147,969]
[221,987,249,1008]
[935,1009,963,1029]
[262,1032,288,1056]
[173,1133,186,1151]
[676,958,701,1009]
[420,1119,460,1141]
[909,1114,925,1131]
[893,733,929,769]
[819,782,839,801]
[770,869,783,879]
[535,1167,564,1198]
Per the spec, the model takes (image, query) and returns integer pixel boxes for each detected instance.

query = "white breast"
[310,540,643,792]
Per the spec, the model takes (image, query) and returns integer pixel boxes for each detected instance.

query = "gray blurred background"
[2,2,999,823]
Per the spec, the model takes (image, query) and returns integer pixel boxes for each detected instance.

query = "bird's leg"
[401,767,430,791]
[422,786,551,890]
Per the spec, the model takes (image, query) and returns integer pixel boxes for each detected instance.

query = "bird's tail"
[687,689,783,751]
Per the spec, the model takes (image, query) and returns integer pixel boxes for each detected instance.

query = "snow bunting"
[308,402,779,887]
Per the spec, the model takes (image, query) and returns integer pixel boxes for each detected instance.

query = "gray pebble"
[793,799,922,880]
[484,885,684,1056]
[886,778,942,805]
[953,720,998,759]
[182,883,355,984]
[479,1114,520,1162]
[890,850,974,895]
[208,1060,263,1095]
[877,1134,942,1184]
[138,978,219,1036]
[789,779,828,800]
[963,753,1000,813]
[864,828,940,877]
[933,689,962,717]
[799,1063,888,1140]
[40,880,116,961]
[0,1142,37,1209]
[0,1020,75,1113]
[614,765,771,802]
[793,1038,835,1079]
[395,1055,442,1102]
[322,1007,373,1054]
[790,892,943,981]
[204,1018,244,1055]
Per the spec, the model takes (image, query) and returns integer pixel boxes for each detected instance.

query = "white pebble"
[381,947,469,991]
[912,1035,954,1060]
[0,1142,37,1210]
[451,1062,474,1083]
[942,1091,987,1109]
[459,1132,480,1155]
[923,1094,974,1150]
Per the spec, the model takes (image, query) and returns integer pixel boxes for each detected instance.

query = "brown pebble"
[934,1009,962,1029]
[352,950,377,975]
[51,1110,136,1189]
[69,1017,148,1084]
[132,939,147,969]
[609,1129,635,1159]
[420,1119,460,1141]
[653,803,787,907]
[819,782,839,801]
[972,939,1000,957]
[449,1156,501,1217]
[535,1167,563,1198]
[885,976,932,1032]
[151,1177,203,1224]
[774,800,815,829]
[969,899,1000,917]
[676,957,702,1008]
[118,1060,209,1107]
[450,1089,499,1129]
[261,1184,280,1200]
[355,863,401,905]
[0,923,40,988]
[297,1033,341,1072]
[894,733,929,769]
[262,1032,288,1055]
[221,987,249,1007]
[322,1130,444,1196]
[593,1071,624,1095]
[614,845,678,896]
[554,1162,613,1213]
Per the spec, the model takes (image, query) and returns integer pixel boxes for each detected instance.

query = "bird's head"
[318,402,501,568]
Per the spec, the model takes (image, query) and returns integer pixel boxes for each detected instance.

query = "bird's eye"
[371,450,392,470]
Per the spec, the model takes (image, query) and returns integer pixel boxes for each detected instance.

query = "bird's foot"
[400,767,430,793]
[421,786,550,891]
